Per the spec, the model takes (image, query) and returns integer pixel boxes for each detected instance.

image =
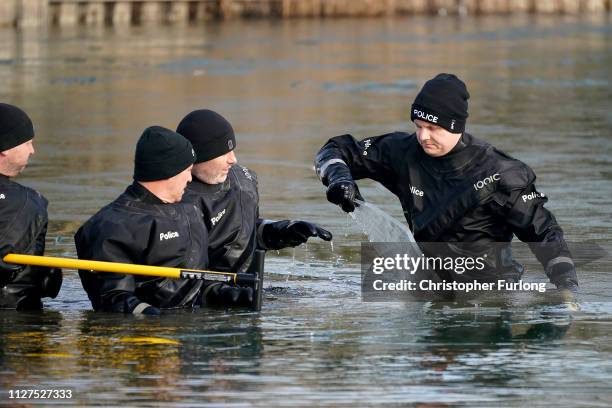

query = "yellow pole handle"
[2,253,239,284]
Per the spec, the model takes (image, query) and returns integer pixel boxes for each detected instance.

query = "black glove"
[141,305,161,315]
[0,247,23,285]
[41,267,62,298]
[548,262,579,293]
[326,181,363,213]
[321,163,363,213]
[204,283,254,308]
[124,295,160,315]
[0,265,21,286]
[131,302,161,316]
[262,220,333,250]
[0,259,22,272]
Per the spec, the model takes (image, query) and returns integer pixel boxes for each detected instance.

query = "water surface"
[0,14,611,407]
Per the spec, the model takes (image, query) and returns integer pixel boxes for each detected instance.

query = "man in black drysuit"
[0,103,62,310]
[75,126,253,315]
[177,109,332,274]
[314,73,578,291]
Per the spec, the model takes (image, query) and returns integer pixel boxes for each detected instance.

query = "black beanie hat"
[176,109,236,163]
[0,103,35,152]
[134,126,196,182]
[411,73,470,134]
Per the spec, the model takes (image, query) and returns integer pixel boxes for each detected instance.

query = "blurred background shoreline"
[1,0,611,29]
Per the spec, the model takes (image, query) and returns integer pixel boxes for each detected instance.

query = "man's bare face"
[414,119,462,157]
[165,165,193,203]
[192,150,237,185]
[1,139,34,176]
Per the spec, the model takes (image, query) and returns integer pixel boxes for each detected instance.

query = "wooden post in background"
[0,1,17,27]
[16,0,48,27]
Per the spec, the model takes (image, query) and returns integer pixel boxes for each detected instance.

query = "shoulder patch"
[495,160,536,192]
[237,166,258,184]
[240,166,252,181]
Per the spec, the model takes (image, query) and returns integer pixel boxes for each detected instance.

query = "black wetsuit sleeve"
[315,133,398,193]
[495,184,575,282]
[96,243,141,313]
[256,218,267,250]
[0,186,55,309]
[75,222,146,313]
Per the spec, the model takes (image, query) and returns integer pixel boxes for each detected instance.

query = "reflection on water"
[0,14,611,406]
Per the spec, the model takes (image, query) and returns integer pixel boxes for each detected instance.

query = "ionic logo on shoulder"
[160,231,179,241]
[0,194,5,200]
[474,173,500,191]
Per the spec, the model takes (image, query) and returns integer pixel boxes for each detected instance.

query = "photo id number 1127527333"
[8,389,72,399]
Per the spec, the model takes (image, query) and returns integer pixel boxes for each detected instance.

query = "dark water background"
[1,14,611,407]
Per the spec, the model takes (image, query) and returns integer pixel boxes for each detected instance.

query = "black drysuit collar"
[127,182,165,205]
[188,175,231,195]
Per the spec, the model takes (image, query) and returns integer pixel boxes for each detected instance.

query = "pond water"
[0,14,611,407]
